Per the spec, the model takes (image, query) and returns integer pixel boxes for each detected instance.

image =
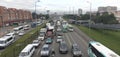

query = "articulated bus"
[88,41,120,57]
[0,35,14,48]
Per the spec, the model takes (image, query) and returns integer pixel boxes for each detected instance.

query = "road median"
[0,24,45,57]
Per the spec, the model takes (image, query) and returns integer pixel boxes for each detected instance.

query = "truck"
[62,25,68,33]
[46,26,54,38]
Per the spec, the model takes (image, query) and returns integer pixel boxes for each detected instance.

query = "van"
[19,44,35,57]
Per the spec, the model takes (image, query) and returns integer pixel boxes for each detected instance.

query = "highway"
[32,25,92,57]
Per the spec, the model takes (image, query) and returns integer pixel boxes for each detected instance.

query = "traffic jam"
[18,19,82,57]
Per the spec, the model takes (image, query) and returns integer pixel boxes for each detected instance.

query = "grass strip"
[0,24,45,57]
[77,25,120,55]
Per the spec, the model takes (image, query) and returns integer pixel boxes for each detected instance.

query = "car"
[68,25,74,32]
[32,40,41,48]
[24,25,30,30]
[45,38,53,44]
[40,44,51,57]
[56,34,63,43]
[72,44,82,57]
[18,31,25,36]
[38,34,45,41]
[59,41,68,54]
[57,27,62,32]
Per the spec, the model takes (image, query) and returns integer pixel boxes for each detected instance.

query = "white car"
[18,31,25,36]
[32,40,41,48]
[56,35,63,43]
[38,34,45,41]
[40,44,50,57]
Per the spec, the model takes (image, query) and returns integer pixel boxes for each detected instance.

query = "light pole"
[35,0,40,22]
[87,1,92,30]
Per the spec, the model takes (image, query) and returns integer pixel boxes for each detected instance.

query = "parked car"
[72,44,82,57]
[38,34,45,41]
[59,41,68,54]
[45,38,53,44]
[32,40,41,48]
[40,44,51,57]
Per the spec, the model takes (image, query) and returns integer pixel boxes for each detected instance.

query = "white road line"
[68,32,75,44]
[65,33,72,46]
[73,31,88,47]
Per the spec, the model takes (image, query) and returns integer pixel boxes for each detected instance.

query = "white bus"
[13,26,24,34]
[88,41,120,57]
[0,35,14,48]
[19,44,35,57]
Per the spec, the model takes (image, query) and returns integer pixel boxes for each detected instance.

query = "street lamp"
[87,1,92,30]
[35,0,40,22]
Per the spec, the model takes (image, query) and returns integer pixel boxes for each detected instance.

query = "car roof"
[21,44,34,52]
[43,44,49,48]
[0,36,12,41]
[33,40,39,42]
[72,43,78,46]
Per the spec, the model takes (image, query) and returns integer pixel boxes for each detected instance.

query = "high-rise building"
[98,6,117,13]
[78,9,82,16]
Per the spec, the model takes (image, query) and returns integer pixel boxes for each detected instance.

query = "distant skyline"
[0,0,120,13]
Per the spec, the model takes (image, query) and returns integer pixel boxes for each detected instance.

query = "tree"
[93,12,118,24]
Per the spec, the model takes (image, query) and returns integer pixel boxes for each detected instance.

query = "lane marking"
[68,32,75,44]
[64,33,72,46]
[73,31,88,47]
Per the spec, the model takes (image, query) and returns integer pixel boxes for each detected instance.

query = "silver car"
[72,44,82,57]
[40,44,51,57]
[59,41,68,54]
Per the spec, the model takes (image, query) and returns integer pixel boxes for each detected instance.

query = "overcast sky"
[0,0,120,13]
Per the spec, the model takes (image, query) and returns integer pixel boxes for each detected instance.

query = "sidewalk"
[0,26,14,37]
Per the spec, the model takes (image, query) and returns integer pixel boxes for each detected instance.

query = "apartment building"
[0,6,33,27]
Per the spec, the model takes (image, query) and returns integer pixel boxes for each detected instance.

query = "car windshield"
[43,47,49,51]
[61,43,67,49]
[69,27,73,29]
[73,45,80,51]
[40,34,44,37]
[0,41,5,44]
[20,52,28,56]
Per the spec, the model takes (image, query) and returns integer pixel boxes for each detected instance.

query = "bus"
[19,44,35,57]
[88,41,120,57]
[0,35,14,48]
[13,26,24,34]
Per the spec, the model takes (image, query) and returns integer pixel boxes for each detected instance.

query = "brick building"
[0,6,9,26]
[0,6,33,27]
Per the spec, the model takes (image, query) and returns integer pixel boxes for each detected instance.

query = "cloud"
[0,0,120,12]
[5,0,13,2]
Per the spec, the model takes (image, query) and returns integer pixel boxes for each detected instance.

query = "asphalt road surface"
[32,26,92,57]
